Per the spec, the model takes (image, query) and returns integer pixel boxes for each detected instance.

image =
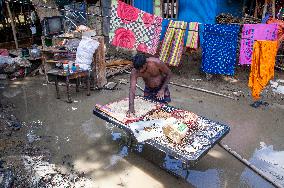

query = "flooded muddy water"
[1,75,284,187]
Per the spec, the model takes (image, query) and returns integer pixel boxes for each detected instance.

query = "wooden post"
[175,0,179,19]
[166,0,169,18]
[171,0,174,18]
[272,0,275,18]
[6,2,18,49]
[242,0,247,16]
[262,0,268,19]
[254,0,258,18]
[94,36,107,88]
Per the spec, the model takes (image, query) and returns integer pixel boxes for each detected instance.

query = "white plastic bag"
[75,36,99,67]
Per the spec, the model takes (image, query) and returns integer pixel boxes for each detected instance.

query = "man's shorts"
[144,85,171,103]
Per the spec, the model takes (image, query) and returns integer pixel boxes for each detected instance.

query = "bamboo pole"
[6,2,18,49]
[169,82,238,100]
[219,143,283,188]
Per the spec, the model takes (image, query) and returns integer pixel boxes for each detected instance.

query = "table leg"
[87,73,90,96]
[55,76,60,99]
[76,78,79,92]
[66,76,72,103]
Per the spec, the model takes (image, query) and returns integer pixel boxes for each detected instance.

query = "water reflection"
[163,154,221,187]
[240,142,284,188]
[105,146,128,169]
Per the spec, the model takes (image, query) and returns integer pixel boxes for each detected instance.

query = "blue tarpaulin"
[133,0,153,14]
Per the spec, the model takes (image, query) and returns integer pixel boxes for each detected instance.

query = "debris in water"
[104,82,118,90]
[71,107,77,111]
[0,169,14,188]
[250,101,269,108]
[22,155,95,187]
[112,133,122,141]
[10,122,22,131]
[273,86,284,95]
[27,130,41,143]
[118,79,128,85]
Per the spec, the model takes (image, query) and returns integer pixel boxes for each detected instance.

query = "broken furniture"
[42,36,107,88]
[47,69,90,103]
[93,97,230,174]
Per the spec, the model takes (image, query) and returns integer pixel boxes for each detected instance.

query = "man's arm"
[159,63,172,90]
[128,69,138,114]
[156,62,172,100]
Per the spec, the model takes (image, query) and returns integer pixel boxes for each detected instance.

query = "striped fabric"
[159,20,187,67]
[186,22,199,48]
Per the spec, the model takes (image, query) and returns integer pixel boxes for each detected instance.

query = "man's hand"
[126,110,136,118]
[156,89,165,100]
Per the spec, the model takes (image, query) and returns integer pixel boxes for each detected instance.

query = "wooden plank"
[106,59,132,67]
[6,2,18,49]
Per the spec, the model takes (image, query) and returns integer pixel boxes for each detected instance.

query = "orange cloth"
[248,40,278,100]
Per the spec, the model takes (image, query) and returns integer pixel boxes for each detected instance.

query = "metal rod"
[218,143,283,188]
[169,82,238,100]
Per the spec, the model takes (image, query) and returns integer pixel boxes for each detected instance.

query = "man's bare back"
[128,54,172,115]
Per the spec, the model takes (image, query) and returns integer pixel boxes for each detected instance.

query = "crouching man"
[127,54,172,116]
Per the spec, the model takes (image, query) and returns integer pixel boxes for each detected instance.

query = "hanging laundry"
[201,24,240,75]
[239,24,278,65]
[109,0,163,55]
[248,40,278,100]
[159,20,187,67]
[186,22,199,49]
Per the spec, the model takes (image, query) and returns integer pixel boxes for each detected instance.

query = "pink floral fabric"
[239,24,278,65]
[110,0,163,55]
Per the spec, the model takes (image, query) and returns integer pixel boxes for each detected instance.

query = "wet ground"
[1,73,284,187]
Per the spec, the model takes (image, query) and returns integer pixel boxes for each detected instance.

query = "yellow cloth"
[248,40,278,100]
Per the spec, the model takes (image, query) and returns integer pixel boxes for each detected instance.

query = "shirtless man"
[127,54,172,115]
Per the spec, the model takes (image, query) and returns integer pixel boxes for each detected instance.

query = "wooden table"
[47,68,90,103]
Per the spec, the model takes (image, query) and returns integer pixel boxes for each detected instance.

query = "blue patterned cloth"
[201,24,240,75]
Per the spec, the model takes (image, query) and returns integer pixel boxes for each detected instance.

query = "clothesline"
[4,0,267,27]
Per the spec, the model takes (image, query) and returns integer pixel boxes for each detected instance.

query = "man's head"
[133,53,147,71]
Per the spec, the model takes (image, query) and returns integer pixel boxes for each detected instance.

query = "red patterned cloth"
[110,0,163,55]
